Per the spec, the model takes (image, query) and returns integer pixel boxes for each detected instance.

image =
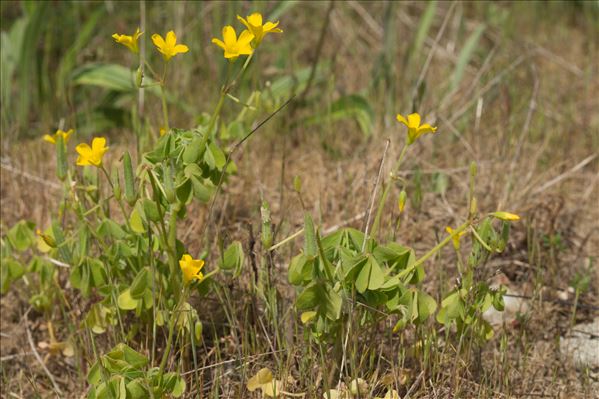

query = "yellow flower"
[237,12,282,46]
[43,129,74,144]
[179,254,205,284]
[151,31,189,61]
[75,137,109,167]
[491,211,520,222]
[446,226,466,250]
[159,127,167,136]
[396,113,437,145]
[211,26,254,60]
[112,28,143,53]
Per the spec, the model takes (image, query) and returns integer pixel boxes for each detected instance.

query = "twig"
[298,1,334,103]
[24,312,63,396]
[404,370,425,399]
[361,139,390,252]
[201,96,295,240]
[412,1,457,103]
[0,161,61,190]
[181,349,285,376]
[531,154,597,195]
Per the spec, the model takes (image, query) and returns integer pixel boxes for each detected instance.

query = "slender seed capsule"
[56,135,67,181]
[123,151,136,205]
[135,66,143,88]
[164,162,176,204]
[111,164,121,200]
[469,161,477,178]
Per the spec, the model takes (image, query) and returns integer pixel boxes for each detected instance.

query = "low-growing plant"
[287,113,520,367]
[1,10,285,398]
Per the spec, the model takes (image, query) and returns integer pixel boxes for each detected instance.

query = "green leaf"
[219,241,244,273]
[190,176,214,203]
[6,220,35,252]
[129,207,145,234]
[176,178,193,204]
[355,255,385,293]
[416,290,437,322]
[450,24,486,92]
[130,268,149,298]
[288,253,312,285]
[126,379,149,399]
[296,283,320,310]
[97,219,127,240]
[71,63,158,94]
[303,214,317,258]
[123,151,136,205]
[303,94,375,136]
[206,142,226,170]
[182,135,203,164]
[117,289,138,310]
[1,257,25,294]
[142,199,161,222]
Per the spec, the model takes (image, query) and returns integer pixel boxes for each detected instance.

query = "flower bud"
[398,189,407,213]
[135,66,143,88]
[469,161,477,178]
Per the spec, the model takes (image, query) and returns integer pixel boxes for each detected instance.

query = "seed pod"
[123,151,136,205]
[56,135,67,181]
[164,163,176,204]
[469,161,477,178]
[293,175,302,193]
[470,197,478,216]
[135,66,143,88]
[111,165,121,200]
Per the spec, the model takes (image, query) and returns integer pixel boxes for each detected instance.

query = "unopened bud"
[469,161,477,178]
[135,66,143,88]
[398,190,407,213]
[36,229,56,248]
[293,175,302,193]
[470,197,478,216]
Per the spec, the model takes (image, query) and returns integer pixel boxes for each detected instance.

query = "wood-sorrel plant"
[1,11,283,398]
[288,112,520,353]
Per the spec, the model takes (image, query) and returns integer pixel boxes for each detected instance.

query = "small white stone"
[560,318,599,370]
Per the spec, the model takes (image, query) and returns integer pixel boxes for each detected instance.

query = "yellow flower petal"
[211,38,225,50]
[396,113,409,127]
[43,134,56,144]
[407,113,421,129]
[151,33,165,48]
[238,29,254,46]
[166,30,177,47]
[223,26,236,46]
[247,13,263,27]
[237,15,250,30]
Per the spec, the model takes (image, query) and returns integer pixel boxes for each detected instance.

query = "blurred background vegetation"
[1,1,597,145]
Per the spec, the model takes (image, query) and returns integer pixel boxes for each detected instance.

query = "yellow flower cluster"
[43,129,74,144]
[112,28,188,61]
[212,12,282,60]
[111,12,282,62]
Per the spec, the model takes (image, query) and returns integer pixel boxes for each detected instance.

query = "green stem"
[412,220,471,270]
[100,166,132,231]
[160,61,170,130]
[370,141,409,238]
[157,286,188,386]
[160,85,169,131]
[470,226,493,252]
